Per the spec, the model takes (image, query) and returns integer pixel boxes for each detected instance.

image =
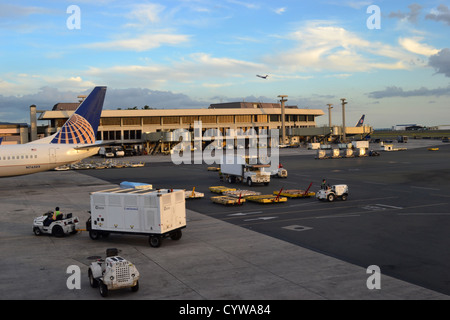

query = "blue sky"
[0,0,449,128]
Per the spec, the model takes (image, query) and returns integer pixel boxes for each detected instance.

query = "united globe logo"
[51,114,95,144]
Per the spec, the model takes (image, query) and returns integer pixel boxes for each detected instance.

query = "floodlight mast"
[341,98,347,142]
[327,104,333,127]
[278,95,288,144]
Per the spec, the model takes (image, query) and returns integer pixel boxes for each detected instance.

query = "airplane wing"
[74,140,116,150]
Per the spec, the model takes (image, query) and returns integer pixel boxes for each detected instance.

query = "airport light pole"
[327,104,333,127]
[341,98,347,142]
[278,95,288,144]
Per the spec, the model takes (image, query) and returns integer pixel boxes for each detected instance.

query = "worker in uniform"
[321,179,329,190]
[52,207,62,220]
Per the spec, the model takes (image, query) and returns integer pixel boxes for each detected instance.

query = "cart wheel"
[327,193,335,202]
[247,178,252,187]
[149,235,161,248]
[52,225,65,237]
[89,230,101,240]
[170,230,182,241]
[131,281,139,292]
[33,227,42,236]
[341,194,348,201]
[88,269,98,288]
[99,281,108,297]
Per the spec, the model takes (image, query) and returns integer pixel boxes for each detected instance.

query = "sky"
[0,0,449,128]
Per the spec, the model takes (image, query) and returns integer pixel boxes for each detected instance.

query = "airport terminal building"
[34,101,326,153]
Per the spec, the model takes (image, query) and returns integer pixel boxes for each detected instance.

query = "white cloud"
[399,37,440,56]
[227,0,260,9]
[343,1,373,10]
[84,53,265,89]
[83,33,190,52]
[124,3,166,27]
[0,73,96,97]
[202,83,234,88]
[274,7,286,15]
[266,21,420,73]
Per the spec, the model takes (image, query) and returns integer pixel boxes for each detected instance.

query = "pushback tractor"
[88,248,140,297]
[33,211,79,237]
[316,184,349,202]
[86,187,186,247]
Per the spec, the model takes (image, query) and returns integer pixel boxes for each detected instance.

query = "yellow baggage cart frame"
[211,196,245,205]
[245,195,287,204]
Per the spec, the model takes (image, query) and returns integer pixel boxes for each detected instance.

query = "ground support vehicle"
[209,186,237,194]
[222,190,261,198]
[33,211,79,237]
[99,147,115,158]
[185,187,204,199]
[316,185,349,202]
[273,183,315,199]
[270,167,288,178]
[315,150,328,159]
[246,194,287,204]
[274,190,316,198]
[88,248,140,297]
[220,156,271,186]
[87,188,186,248]
[211,196,246,206]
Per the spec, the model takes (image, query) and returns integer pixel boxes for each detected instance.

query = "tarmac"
[0,144,448,301]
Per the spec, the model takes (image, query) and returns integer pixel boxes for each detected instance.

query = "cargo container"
[86,188,186,247]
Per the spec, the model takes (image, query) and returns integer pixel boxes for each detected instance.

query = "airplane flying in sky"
[0,86,106,177]
[256,74,269,79]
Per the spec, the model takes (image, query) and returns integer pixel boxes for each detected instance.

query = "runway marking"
[244,217,277,222]
[375,204,403,210]
[433,194,450,198]
[219,196,399,219]
[228,211,262,217]
[282,225,313,232]
[398,212,450,216]
[362,204,403,211]
[362,205,386,211]
[238,213,362,227]
[410,186,440,191]
[314,214,360,219]
[402,202,448,210]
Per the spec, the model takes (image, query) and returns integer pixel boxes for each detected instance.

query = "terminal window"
[124,130,142,140]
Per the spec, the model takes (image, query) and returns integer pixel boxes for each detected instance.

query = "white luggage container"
[87,188,186,247]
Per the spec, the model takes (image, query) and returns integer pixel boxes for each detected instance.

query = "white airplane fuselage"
[0,144,100,177]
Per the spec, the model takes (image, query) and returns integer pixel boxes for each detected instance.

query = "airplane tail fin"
[50,86,106,144]
[356,114,365,127]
